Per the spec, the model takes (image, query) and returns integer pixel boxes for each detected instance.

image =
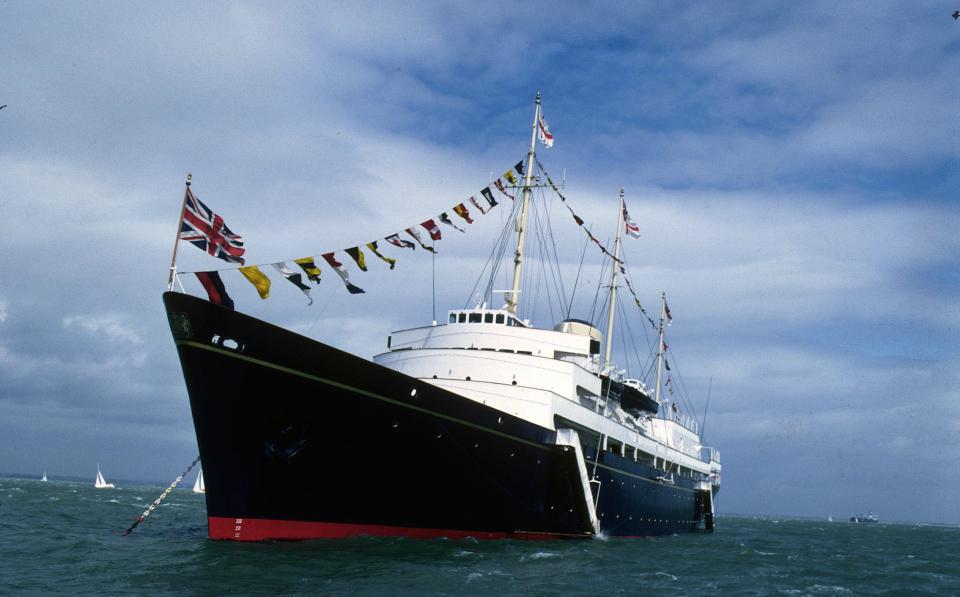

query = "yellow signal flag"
[239,266,271,299]
[366,242,397,270]
[503,170,517,185]
[344,246,368,271]
[294,257,322,283]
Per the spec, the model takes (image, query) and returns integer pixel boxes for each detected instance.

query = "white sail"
[192,469,205,494]
[94,464,115,489]
[41,470,48,482]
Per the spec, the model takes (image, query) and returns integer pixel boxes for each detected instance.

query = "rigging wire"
[528,209,545,324]
[527,194,548,323]
[702,376,713,440]
[616,294,649,382]
[566,234,591,320]
[469,197,520,309]
[534,162,570,313]
[665,344,697,420]
[529,186,567,322]
[588,242,612,326]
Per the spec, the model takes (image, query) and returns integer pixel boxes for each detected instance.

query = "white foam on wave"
[465,570,506,583]
[807,584,853,595]
[520,551,559,561]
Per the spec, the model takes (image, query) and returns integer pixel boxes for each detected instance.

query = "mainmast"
[602,189,625,371]
[505,92,542,316]
[654,292,666,405]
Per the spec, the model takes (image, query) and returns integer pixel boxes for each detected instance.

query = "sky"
[1,1,957,524]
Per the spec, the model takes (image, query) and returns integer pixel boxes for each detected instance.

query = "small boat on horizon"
[850,511,879,523]
[41,470,48,482]
[94,464,115,489]
[193,469,205,494]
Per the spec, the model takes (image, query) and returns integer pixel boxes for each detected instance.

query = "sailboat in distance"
[193,469,206,494]
[41,470,48,482]
[94,464,115,489]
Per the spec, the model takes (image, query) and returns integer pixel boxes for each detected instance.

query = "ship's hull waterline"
[165,292,714,541]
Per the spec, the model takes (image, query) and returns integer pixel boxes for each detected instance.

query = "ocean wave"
[520,551,559,561]
[465,570,507,583]
[806,584,853,595]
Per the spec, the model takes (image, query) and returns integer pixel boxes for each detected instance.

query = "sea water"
[1,477,957,595]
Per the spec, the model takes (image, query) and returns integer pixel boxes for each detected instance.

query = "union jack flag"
[179,188,246,264]
[623,201,640,239]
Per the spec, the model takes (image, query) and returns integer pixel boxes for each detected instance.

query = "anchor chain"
[121,455,201,536]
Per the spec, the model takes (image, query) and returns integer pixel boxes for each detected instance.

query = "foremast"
[505,92,542,316]
[602,189,625,372]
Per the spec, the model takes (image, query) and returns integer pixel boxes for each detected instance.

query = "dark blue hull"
[164,292,714,540]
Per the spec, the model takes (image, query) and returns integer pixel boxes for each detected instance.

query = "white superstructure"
[374,307,721,490]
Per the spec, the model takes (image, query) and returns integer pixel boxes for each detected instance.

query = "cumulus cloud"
[62,315,144,346]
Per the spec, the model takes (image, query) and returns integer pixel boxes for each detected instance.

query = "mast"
[654,292,666,405]
[602,189,625,371]
[505,92,541,316]
[166,174,192,291]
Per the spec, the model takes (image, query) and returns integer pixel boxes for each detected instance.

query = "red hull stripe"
[208,517,577,541]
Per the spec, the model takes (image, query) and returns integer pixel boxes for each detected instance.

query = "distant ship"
[94,464,115,489]
[850,511,879,523]
[192,469,205,494]
[164,94,722,541]
[41,470,47,482]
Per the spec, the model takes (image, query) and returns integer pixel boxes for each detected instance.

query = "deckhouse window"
[469,313,481,323]
[449,314,456,324]
[458,313,466,323]
[495,314,505,324]
[484,313,493,323]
